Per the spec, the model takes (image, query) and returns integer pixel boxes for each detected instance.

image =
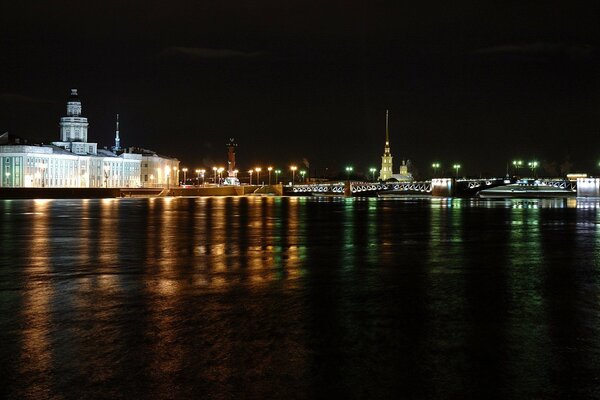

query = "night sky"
[1,1,599,178]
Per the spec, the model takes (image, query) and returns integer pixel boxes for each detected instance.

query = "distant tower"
[378,110,393,181]
[112,114,121,152]
[60,89,89,142]
[227,138,237,177]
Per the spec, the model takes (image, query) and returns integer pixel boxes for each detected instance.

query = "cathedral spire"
[114,114,121,151]
[385,109,389,146]
[378,109,393,181]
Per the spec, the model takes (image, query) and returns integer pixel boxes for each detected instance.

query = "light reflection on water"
[1,196,600,398]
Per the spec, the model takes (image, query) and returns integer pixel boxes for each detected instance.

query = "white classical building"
[0,89,178,188]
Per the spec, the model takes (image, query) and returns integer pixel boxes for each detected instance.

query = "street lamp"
[248,169,253,185]
[200,169,206,186]
[345,166,353,181]
[453,164,461,178]
[432,163,440,177]
[267,166,273,185]
[182,168,188,185]
[300,170,306,182]
[212,167,217,185]
[255,167,262,185]
[275,169,281,184]
[369,167,377,181]
[195,169,201,186]
[217,167,224,184]
[290,165,297,186]
[528,161,538,178]
[512,160,523,176]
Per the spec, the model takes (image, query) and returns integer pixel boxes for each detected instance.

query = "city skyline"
[1,2,599,175]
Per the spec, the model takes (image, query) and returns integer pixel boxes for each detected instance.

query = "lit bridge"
[283,178,576,197]
[286,181,431,195]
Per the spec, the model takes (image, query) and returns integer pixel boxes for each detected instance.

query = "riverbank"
[0,185,281,199]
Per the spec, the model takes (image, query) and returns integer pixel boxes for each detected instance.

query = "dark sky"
[1,1,599,177]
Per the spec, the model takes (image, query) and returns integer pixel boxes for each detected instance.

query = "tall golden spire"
[385,109,389,145]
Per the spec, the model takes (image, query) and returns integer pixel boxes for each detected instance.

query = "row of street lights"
[430,162,461,177]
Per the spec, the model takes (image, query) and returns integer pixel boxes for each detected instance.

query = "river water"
[1,196,600,399]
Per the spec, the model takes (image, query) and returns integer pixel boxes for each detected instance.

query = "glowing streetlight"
[255,167,262,185]
[453,164,461,178]
[512,160,523,176]
[195,169,201,186]
[267,166,273,185]
[212,166,217,184]
[290,165,297,186]
[299,170,306,182]
[217,167,224,184]
[528,161,538,178]
[200,169,206,185]
[233,169,239,177]
[369,167,377,181]
[275,169,281,184]
[432,162,440,177]
[182,168,188,185]
[345,166,353,181]
[248,169,254,185]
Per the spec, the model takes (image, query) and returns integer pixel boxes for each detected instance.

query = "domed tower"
[59,89,89,142]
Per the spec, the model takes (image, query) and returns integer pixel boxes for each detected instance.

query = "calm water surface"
[1,196,600,399]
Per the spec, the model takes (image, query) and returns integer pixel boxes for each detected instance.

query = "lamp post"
[195,169,201,186]
[345,166,353,181]
[512,160,523,176]
[300,170,306,182]
[217,167,224,184]
[212,167,217,185]
[268,166,273,185]
[528,161,538,178]
[200,169,206,186]
[275,169,281,184]
[369,167,376,182]
[432,163,440,178]
[255,167,262,185]
[248,170,253,185]
[453,164,461,178]
[290,165,297,186]
[182,168,188,185]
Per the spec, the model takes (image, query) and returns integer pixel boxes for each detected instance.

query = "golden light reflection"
[20,199,53,398]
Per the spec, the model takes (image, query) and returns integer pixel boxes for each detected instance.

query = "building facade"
[0,89,178,188]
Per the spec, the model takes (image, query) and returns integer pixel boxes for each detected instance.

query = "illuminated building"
[0,89,178,188]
